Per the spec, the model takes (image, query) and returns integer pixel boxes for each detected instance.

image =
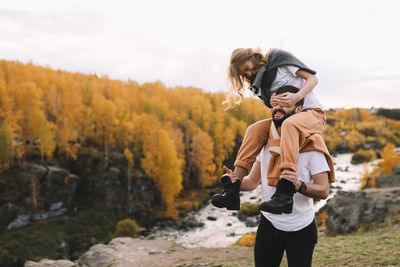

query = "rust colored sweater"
[266,120,335,186]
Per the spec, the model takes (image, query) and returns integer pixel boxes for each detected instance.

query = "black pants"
[254,215,318,267]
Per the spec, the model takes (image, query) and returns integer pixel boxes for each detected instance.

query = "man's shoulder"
[299,150,326,162]
[299,151,330,174]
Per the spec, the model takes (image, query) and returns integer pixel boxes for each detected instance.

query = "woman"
[211,48,326,214]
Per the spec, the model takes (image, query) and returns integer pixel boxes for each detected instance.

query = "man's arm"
[240,161,261,191]
[281,170,330,200]
[302,171,330,199]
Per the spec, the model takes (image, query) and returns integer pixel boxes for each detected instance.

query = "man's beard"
[272,108,297,127]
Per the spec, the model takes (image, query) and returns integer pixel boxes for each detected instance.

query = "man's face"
[271,99,299,127]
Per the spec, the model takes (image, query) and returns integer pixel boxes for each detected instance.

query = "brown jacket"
[266,120,335,186]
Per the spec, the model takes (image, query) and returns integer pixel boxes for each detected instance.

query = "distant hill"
[376,108,400,121]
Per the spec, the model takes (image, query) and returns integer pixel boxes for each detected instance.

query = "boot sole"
[210,197,240,210]
[259,205,292,214]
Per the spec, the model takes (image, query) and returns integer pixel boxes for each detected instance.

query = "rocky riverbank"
[25,165,400,267]
[3,148,400,267]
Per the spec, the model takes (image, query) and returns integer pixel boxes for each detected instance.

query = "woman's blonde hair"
[224,48,268,109]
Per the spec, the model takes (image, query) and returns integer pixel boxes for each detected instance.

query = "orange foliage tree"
[379,143,400,175]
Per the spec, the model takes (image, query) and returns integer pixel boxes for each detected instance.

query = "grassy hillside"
[219,226,400,267]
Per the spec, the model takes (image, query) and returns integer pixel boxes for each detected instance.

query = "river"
[155,152,381,248]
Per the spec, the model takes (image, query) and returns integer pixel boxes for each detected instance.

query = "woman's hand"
[223,166,240,183]
[270,93,279,107]
[276,92,301,107]
[280,170,301,191]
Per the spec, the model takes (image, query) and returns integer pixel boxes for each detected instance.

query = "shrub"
[360,163,381,189]
[113,218,141,238]
[237,233,256,247]
[237,202,259,216]
[177,200,199,214]
[351,149,376,164]
[316,210,328,230]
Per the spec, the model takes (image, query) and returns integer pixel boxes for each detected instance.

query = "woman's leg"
[259,109,326,214]
[279,109,326,172]
[211,119,271,210]
[234,119,272,179]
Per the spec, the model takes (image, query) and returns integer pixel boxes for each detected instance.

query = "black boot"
[259,178,295,214]
[210,175,241,210]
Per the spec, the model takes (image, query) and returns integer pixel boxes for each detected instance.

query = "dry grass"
[220,225,400,267]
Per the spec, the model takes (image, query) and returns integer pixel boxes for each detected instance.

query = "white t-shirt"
[256,147,330,231]
[252,65,323,110]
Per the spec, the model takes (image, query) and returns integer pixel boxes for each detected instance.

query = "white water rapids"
[155,153,381,248]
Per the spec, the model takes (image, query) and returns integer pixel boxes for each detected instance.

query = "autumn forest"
[1,60,400,218]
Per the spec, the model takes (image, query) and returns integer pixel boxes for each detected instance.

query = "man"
[223,85,334,267]
[211,48,325,213]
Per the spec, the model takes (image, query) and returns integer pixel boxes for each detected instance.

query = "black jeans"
[254,215,318,267]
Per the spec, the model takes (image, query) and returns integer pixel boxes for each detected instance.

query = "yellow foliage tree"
[0,78,18,169]
[379,143,400,175]
[124,148,134,192]
[211,122,235,178]
[0,124,13,170]
[191,130,217,187]
[34,112,56,161]
[14,81,44,154]
[55,76,84,159]
[91,92,117,165]
[141,129,183,219]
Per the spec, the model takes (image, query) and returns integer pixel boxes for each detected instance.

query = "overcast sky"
[1,0,399,109]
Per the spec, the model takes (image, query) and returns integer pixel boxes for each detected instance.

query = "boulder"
[20,163,48,182]
[24,259,75,267]
[376,174,400,188]
[7,214,31,230]
[321,188,400,236]
[109,167,122,184]
[43,166,79,210]
[0,203,19,227]
[244,216,259,227]
[131,178,158,204]
[177,217,205,231]
[78,237,178,267]
[1,164,80,230]
[207,216,217,221]
[393,164,400,175]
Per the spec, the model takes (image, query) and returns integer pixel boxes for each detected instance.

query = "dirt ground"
[134,246,254,267]
[25,238,254,267]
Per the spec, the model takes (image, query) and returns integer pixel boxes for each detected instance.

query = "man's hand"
[280,170,301,191]
[222,166,240,183]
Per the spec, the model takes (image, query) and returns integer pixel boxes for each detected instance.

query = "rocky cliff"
[0,163,79,230]
[318,165,400,236]
[0,149,161,230]
[0,149,164,266]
